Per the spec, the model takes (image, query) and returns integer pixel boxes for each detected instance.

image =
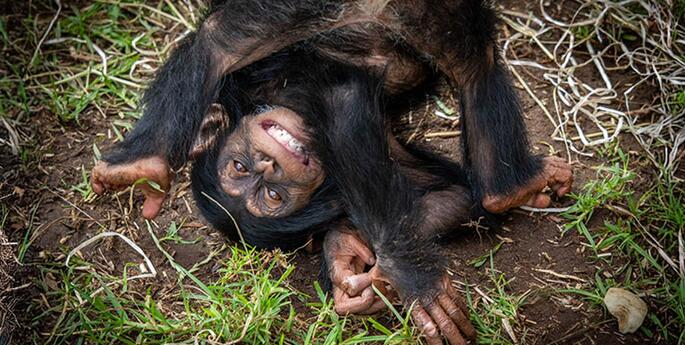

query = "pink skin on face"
[219,107,326,217]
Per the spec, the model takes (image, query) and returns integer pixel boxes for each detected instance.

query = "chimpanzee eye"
[265,187,282,201]
[233,160,247,173]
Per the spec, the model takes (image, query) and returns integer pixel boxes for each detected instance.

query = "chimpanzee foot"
[411,276,476,345]
[482,156,573,213]
[91,156,172,219]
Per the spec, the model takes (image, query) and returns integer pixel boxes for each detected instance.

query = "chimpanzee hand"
[482,156,573,213]
[324,229,389,315]
[91,156,172,219]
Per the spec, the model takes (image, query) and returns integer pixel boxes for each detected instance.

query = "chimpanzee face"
[217,107,325,218]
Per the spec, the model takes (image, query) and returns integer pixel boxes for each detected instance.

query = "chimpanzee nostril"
[254,158,276,175]
[254,151,272,163]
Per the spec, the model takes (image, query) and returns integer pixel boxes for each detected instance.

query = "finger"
[545,159,573,196]
[427,301,466,345]
[349,237,375,266]
[100,161,168,188]
[92,177,104,194]
[412,304,442,345]
[525,193,551,209]
[549,182,562,192]
[444,284,469,317]
[357,296,387,315]
[439,294,476,340]
[342,272,372,296]
[330,262,355,285]
[91,166,105,194]
[142,193,165,219]
[333,287,375,315]
[557,171,573,196]
[95,164,136,186]
[557,184,571,196]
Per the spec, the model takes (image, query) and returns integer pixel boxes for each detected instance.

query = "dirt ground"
[0,0,670,344]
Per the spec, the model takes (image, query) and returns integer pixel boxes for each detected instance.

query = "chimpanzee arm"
[397,0,571,212]
[104,1,353,169]
[324,133,475,316]
[306,67,475,345]
[323,184,474,316]
[93,1,375,219]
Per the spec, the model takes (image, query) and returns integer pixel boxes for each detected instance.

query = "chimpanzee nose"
[254,154,275,175]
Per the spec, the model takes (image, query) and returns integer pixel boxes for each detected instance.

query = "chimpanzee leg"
[304,65,475,345]
[104,0,348,169]
[399,0,571,213]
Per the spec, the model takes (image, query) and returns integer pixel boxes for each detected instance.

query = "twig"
[65,231,157,304]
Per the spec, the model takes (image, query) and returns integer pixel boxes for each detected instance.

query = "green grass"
[2,1,191,126]
[70,165,97,202]
[28,221,418,344]
[562,148,636,250]
[570,25,595,40]
[559,146,685,342]
[466,257,529,345]
[672,89,685,114]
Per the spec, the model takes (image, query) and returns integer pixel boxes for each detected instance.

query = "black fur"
[288,58,445,300]
[102,0,544,303]
[189,51,446,300]
[104,31,217,168]
[190,51,347,250]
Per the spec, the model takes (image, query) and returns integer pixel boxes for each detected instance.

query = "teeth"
[266,124,307,156]
[288,138,302,151]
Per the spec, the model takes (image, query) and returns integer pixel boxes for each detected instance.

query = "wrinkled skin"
[324,228,387,315]
[411,276,477,345]
[483,156,573,213]
[218,108,326,218]
[91,156,172,219]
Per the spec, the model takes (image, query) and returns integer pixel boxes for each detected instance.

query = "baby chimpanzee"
[185,49,570,322]
[91,1,574,343]
[93,47,571,345]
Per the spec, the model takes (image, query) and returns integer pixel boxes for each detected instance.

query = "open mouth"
[261,120,310,165]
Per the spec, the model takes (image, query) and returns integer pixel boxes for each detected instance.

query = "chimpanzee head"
[188,50,377,249]
[215,106,326,217]
[189,101,343,250]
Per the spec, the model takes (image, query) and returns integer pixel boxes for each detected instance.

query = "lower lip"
[261,120,310,165]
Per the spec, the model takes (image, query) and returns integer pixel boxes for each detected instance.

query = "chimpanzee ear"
[189,103,229,160]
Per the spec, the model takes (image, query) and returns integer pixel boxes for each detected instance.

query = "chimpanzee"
[89,1,573,344]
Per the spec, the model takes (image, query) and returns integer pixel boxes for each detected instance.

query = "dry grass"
[501,0,684,175]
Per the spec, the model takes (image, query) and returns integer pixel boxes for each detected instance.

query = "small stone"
[603,287,648,333]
